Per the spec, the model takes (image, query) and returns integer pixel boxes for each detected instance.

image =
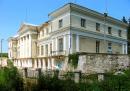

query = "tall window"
[124,44,126,54]
[50,43,52,54]
[46,28,49,34]
[118,30,122,37]
[45,44,48,55]
[41,46,44,55]
[42,30,44,36]
[37,46,40,56]
[59,19,63,28]
[108,42,112,53]
[58,38,63,52]
[81,18,86,27]
[108,27,112,34]
[96,23,100,31]
[96,41,100,53]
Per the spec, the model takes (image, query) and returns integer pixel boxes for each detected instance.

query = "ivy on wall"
[68,53,79,68]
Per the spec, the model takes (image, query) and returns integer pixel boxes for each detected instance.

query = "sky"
[0,0,130,52]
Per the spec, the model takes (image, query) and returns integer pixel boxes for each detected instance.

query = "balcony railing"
[50,50,66,56]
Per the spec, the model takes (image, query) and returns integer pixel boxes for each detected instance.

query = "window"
[42,30,44,36]
[37,46,40,56]
[50,43,52,54]
[81,18,86,27]
[108,27,112,34]
[58,38,63,52]
[96,23,100,31]
[45,44,48,55]
[108,42,112,53]
[46,28,49,34]
[59,19,63,28]
[118,30,122,37]
[96,41,100,53]
[41,46,44,55]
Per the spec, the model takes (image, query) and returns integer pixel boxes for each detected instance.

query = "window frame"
[108,27,112,34]
[41,45,44,55]
[118,30,122,37]
[96,41,100,53]
[96,23,100,31]
[59,19,63,28]
[58,38,63,52]
[107,42,112,53]
[45,44,48,55]
[81,18,86,27]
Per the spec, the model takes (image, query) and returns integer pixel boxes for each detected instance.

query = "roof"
[18,22,38,33]
[49,3,128,28]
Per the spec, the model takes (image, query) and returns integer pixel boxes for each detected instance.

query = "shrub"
[0,60,23,91]
[32,74,79,91]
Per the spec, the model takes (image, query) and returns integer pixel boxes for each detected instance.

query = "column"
[26,35,28,57]
[63,35,66,52]
[20,60,24,67]
[51,58,55,70]
[19,60,22,67]
[18,60,21,67]
[125,43,128,54]
[38,59,41,68]
[55,38,58,52]
[16,60,18,66]
[43,45,46,57]
[52,40,54,56]
[29,59,32,67]
[23,37,25,58]
[34,59,37,68]
[48,58,51,69]
[68,34,73,54]
[76,34,79,52]
[39,45,41,56]
[48,43,50,56]
[25,60,27,67]
[42,59,46,70]
[25,36,27,57]
[122,43,124,54]
[71,34,73,53]
[13,60,16,66]
[68,34,71,53]
[20,38,23,58]
[14,60,16,66]
[15,60,17,66]
[122,43,127,54]
[28,35,31,57]
[17,60,19,66]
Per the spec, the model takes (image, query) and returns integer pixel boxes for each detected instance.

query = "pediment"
[18,22,38,34]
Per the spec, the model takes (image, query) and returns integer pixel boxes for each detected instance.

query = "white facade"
[8,3,128,70]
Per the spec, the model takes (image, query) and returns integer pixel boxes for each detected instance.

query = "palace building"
[8,3,128,70]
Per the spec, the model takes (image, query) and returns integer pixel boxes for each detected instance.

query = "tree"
[122,16,127,23]
[0,60,23,91]
[127,17,130,54]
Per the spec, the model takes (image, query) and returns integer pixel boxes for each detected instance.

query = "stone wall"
[76,53,130,74]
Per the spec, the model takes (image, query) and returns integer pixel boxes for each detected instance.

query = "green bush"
[32,74,79,91]
[0,60,23,91]
[33,69,130,91]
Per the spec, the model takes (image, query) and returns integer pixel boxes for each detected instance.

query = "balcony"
[50,50,66,56]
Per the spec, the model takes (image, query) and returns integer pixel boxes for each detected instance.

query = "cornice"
[49,3,128,28]
[70,26,127,42]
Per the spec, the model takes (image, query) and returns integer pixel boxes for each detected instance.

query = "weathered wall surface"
[76,54,130,74]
